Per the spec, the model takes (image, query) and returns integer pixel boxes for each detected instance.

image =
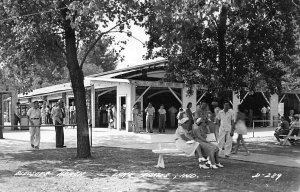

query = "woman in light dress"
[233,105,250,155]
[107,105,114,129]
[175,117,206,169]
[193,117,224,169]
[132,104,139,133]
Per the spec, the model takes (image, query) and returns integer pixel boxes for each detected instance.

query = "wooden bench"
[152,149,186,168]
[152,139,218,168]
[281,127,300,146]
[152,144,186,168]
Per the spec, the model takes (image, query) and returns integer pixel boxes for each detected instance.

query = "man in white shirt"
[216,102,235,157]
[69,101,76,128]
[41,102,46,125]
[261,106,267,127]
[158,104,166,133]
[145,103,155,133]
[27,101,42,149]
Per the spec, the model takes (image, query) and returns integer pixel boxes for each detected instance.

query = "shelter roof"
[88,59,168,80]
[17,59,168,99]
[18,80,91,99]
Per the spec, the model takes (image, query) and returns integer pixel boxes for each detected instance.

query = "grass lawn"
[242,136,300,158]
[0,146,299,192]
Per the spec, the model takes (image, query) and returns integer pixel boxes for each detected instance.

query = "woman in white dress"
[175,117,204,169]
[233,105,250,155]
[132,104,139,133]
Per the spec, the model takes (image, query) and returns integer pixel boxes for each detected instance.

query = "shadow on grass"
[241,137,300,158]
[0,146,300,192]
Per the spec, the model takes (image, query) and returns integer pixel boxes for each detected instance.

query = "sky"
[113,25,161,69]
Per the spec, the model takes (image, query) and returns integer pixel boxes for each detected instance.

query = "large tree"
[143,0,300,95]
[0,0,147,158]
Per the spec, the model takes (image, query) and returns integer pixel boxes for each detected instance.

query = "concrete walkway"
[1,126,299,168]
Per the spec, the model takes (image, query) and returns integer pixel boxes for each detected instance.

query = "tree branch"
[107,30,145,45]
[79,23,124,69]
[292,0,300,9]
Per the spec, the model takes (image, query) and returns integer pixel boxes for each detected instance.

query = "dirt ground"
[0,143,300,192]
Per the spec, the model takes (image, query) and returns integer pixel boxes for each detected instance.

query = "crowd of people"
[98,104,127,129]
[19,97,299,154]
[175,101,250,169]
[131,103,178,133]
[174,101,300,169]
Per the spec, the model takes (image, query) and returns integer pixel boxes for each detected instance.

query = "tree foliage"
[0,1,141,92]
[0,0,148,158]
[143,0,300,95]
[0,35,121,90]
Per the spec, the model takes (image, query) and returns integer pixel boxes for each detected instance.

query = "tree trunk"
[218,5,228,86]
[64,22,91,158]
[0,94,3,139]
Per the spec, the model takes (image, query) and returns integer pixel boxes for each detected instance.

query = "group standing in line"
[133,103,179,133]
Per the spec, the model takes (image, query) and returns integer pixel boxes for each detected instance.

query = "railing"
[251,120,281,137]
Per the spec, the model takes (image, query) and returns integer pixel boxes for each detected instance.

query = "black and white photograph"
[0,0,299,191]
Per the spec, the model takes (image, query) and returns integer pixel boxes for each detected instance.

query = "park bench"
[151,130,218,168]
[152,143,186,169]
[152,141,218,168]
[280,126,300,146]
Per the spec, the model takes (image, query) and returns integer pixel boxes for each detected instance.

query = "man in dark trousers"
[13,102,21,130]
[52,100,66,148]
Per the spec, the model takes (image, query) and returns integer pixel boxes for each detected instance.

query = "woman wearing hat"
[175,117,208,169]
[193,117,224,169]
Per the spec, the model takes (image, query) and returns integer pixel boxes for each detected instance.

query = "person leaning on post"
[27,101,42,149]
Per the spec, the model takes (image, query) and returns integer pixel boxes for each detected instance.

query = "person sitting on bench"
[289,114,300,144]
[175,117,207,169]
[193,117,224,169]
[274,116,290,143]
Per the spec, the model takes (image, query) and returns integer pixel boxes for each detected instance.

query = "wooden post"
[11,90,18,130]
[91,84,95,128]
[196,91,206,105]
[232,92,240,114]
[270,94,279,127]
[252,121,255,137]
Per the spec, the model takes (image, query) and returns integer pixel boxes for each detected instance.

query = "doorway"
[118,95,126,130]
